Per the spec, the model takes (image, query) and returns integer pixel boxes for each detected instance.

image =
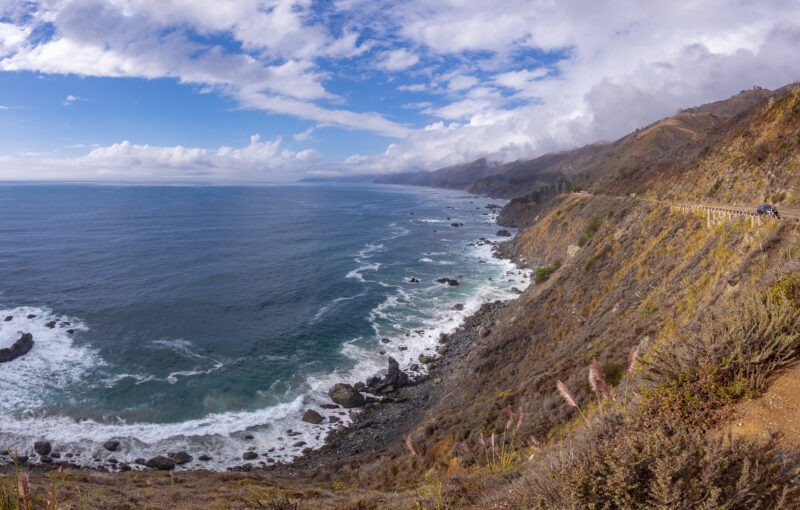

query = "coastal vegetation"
[3,84,800,508]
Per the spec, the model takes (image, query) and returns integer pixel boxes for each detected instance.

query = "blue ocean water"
[0,183,527,468]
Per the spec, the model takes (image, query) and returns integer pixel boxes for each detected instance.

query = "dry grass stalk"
[589,359,612,399]
[557,380,589,424]
[405,434,422,459]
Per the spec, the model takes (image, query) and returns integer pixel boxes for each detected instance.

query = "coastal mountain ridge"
[378,85,794,200]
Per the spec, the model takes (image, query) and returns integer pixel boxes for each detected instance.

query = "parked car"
[756,204,780,217]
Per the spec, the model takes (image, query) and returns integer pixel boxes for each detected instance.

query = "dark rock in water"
[27,314,36,319]
[34,441,51,456]
[198,454,212,461]
[59,321,71,327]
[66,329,75,334]
[436,278,459,286]
[496,229,512,237]
[381,337,390,343]
[108,457,118,464]
[452,303,464,311]
[398,346,407,351]
[17,455,28,464]
[320,403,339,410]
[450,223,460,227]
[169,451,193,465]
[328,383,365,408]
[45,320,57,329]
[410,364,419,371]
[118,463,131,472]
[486,204,501,209]
[3,316,11,322]
[408,277,420,283]
[0,333,34,363]
[146,456,175,470]
[242,451,258,460]
[50,452,61,459]
[134,458,147,465]
[511,287,523,295]
[103,440,120,452]
[40,456,53,464]
[293,441,306,447]
[243,434,254,440]
[354,381,365,390]
[379,350,386,355]
[302,409,324,424]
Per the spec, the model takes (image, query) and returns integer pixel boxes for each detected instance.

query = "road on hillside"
[577,193,800,221]
[712,204,800,221]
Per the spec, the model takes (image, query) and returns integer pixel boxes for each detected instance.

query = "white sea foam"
[0,306,98,412]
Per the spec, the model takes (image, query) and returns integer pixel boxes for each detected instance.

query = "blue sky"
[0,0,799,183]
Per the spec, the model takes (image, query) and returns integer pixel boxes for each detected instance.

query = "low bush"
[533,260,561,284]
[561,428,794,509]
[577,217,604,247]
[643,294,800,426]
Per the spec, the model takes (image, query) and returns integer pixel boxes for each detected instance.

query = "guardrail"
[667,203,768,228]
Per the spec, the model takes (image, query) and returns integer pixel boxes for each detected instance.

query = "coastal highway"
[574,193,800,221]
[660,201,800,221]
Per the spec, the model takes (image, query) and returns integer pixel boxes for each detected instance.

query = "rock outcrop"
[328,383,365,408]
[0,333,33,363]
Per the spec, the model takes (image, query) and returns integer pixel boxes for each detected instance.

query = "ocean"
[0,183,527,469]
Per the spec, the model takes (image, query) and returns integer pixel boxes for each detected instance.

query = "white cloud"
[293,126,317,142]
[397,83,428,92]
[0,0,407,137]
[63,94,85,105]
[494,68,549,90]
[0,135,322,182]
[0,105,8,110]
[376,48,420,71]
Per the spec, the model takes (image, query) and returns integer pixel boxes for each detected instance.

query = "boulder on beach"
[34,441,52,456]
[0,333,34,363]
[169,451,193,465]
[387,357,409,385]
[103,440,120,452]
[145,456,175,470]
[302,409,324,424]
[328,383,365,408]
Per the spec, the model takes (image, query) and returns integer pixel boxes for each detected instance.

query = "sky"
[0,0,799,183]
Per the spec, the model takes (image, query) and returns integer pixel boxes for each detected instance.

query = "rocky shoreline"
[1,234,532,475]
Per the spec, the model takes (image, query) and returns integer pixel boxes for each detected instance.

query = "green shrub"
[644,294,800,425]
[534,260,562,284]
[768,271,800,310]
[578,217,604,247]
[560,429,795,509]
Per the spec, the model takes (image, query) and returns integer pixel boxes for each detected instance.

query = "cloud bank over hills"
[0,0,798,182]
